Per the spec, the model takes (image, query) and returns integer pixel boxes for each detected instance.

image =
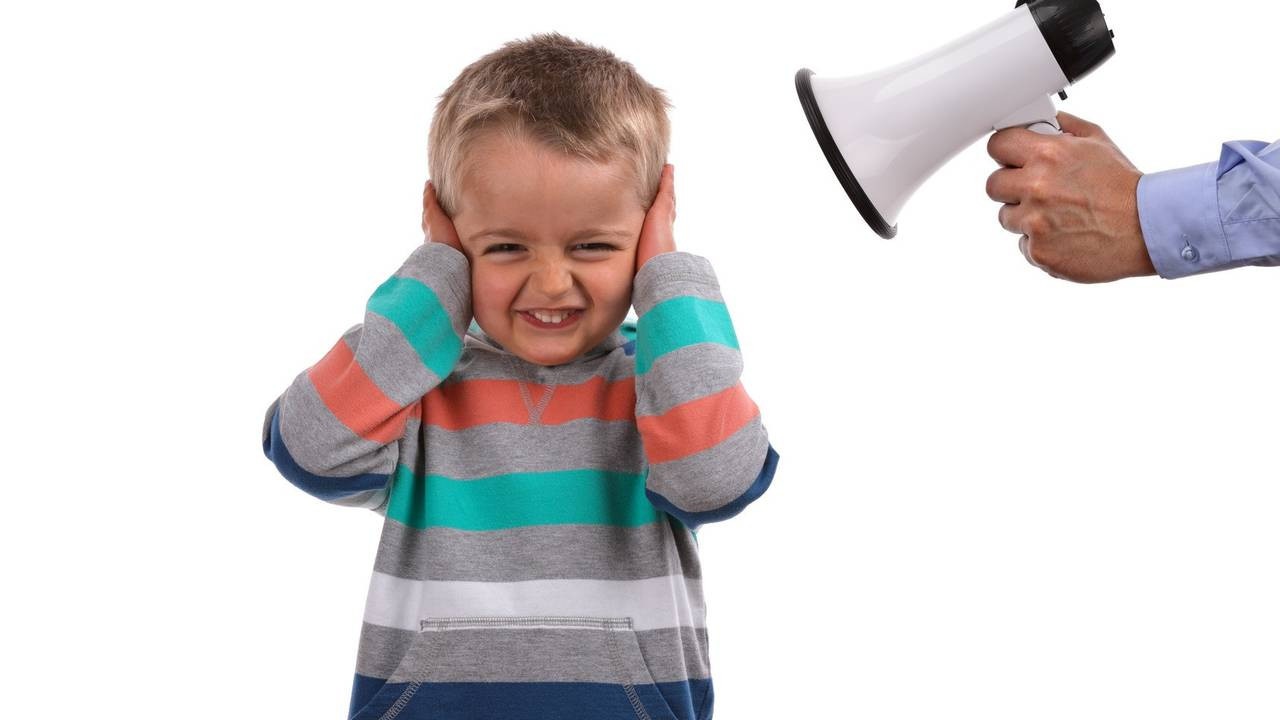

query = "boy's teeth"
[532,310,571,323]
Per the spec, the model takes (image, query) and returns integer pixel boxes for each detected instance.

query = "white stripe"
[363,571,705,633]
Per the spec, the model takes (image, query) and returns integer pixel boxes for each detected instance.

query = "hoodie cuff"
[632,251,721,315]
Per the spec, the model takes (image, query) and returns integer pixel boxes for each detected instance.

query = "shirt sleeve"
[261,242,471,510]
[631,251,777,530]
[1137,139,1280,278]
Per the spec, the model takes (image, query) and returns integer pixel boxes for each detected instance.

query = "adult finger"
[986,127,1045,168]
[985,167,1025,204]
[997,203,1027,235]
[1055,111,1102,138]
[1018,234,1042,269]
[998,203,1051,240]
[1018,234,1064,278]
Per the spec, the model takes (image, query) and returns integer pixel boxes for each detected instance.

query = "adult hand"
[636,164,676,271]
[986,112,1156,283]
[422,181,464,254]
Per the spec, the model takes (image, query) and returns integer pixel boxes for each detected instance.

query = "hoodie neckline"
[466,320,631,368]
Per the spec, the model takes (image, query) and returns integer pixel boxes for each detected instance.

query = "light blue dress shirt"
[1137,139,1280,278]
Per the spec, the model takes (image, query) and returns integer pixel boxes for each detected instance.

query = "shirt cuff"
[1137,162,1230,278]
[632,251,720,315]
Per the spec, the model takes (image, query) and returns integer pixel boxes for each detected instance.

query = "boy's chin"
[508,341,585,367]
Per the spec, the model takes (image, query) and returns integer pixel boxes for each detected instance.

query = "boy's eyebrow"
[470,228,635,242]
[470,228,526,242]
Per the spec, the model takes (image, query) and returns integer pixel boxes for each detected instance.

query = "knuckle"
[1028,176,1051,202]
[1035,142,1063,164]
[1026,215,1051,240]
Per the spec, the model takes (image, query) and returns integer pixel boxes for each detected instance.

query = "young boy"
[262,33,777,720]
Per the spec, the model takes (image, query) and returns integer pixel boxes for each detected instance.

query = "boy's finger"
[422,181,462,249]
[421,182,437,238]
[651,164,676,220]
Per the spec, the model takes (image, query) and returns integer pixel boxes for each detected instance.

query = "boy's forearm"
[263,243,472,506]
[632,252,776,529]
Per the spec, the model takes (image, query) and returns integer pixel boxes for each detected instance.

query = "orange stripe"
[541,376,636,425]
[423,379,528,430]
[422,376,637,430]
[307,338,420,444]
[635,382,759,464]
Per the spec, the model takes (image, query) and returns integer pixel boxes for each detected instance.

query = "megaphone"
[796,0,1116,238]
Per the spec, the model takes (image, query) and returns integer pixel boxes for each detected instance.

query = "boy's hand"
[422,181,464,254]
[636,164,676,271]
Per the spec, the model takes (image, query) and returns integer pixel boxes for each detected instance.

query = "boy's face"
[450,131,646,366]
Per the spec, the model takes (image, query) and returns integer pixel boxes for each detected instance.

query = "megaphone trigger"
[995,95,1062,136]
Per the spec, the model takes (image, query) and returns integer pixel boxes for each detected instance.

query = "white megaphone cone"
[797,0,1117,238]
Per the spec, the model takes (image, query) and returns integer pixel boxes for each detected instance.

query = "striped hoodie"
[262,242,777,720]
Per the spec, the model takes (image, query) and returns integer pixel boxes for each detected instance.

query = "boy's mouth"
[517,308,583,330]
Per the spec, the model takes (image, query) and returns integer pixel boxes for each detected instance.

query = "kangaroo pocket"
[350,616,680,720]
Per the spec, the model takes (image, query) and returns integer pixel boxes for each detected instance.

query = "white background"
[3,1,1277,717]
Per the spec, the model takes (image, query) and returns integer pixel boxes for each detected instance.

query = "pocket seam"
[375,615,670,720]
[420,616,634,632]
[603,622,653,720]
[375,681,421,720]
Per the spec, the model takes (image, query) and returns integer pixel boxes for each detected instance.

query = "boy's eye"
[483,243,524,254]
[572,242,619,253]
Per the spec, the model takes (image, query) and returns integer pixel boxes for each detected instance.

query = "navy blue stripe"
[263,409,389,501]
[349,675,711,720]
[349,673,387,719]
[647,444,778,530]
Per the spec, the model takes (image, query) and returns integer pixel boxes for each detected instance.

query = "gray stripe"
[357,314,444,407]
[277,374,399,478]
[452,341,636,386]
[331,488,388,509]
[373,517,701,582]
[635,343,743,417]
[395,243,472,342]
[356,621,709,683]
[421,420,644,478]
[632,252,724,315]
[647,417,770,512]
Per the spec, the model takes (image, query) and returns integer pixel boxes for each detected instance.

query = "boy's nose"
[532,262,574,297]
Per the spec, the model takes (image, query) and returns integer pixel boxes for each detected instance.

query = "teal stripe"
[367,276,462,379]
[635,296,738,374]
[386,466,663,531]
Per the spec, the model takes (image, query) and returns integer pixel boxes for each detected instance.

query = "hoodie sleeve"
[261,242,471,510]
[631,251,778,530]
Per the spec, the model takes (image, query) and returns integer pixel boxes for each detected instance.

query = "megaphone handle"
[994,94,1062,135]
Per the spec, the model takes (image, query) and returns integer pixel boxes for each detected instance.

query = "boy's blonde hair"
[428,33,671,216]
